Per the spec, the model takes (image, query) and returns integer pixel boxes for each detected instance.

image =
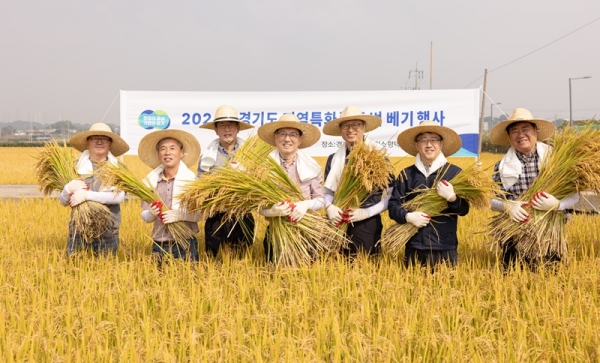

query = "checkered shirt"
[493,150,540,201]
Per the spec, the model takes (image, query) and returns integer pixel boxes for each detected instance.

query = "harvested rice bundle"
[34,141,112,243]
[382,162,498,257]
[331,141,394,226]
[489,126,600,261]
[180,136,346,266]
[179,136,277,218]
[98,161,195,249]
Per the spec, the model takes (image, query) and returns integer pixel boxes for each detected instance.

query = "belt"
[154,240,177,246]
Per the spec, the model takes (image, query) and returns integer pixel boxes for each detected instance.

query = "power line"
[463,17,600,88]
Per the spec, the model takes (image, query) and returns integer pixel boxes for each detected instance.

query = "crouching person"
[138,130,202,265]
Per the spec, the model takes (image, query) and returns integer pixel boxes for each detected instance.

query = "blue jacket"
[388,163,469,251]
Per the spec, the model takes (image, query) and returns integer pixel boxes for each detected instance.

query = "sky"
[2,0,599,125]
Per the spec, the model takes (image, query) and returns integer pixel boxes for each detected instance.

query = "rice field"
[1,147,600,362]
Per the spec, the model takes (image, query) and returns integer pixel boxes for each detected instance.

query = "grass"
[1,148,600,361]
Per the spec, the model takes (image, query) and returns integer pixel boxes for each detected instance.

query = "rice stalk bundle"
[34,141,112,243]
[179,136,278,218]
[381,162,498,257]
[180,136,347,266]
[489,126,600,261]
[332,141,394,210]
[330,141,394,244]
[98,161,195,249]
[229,134,274,168]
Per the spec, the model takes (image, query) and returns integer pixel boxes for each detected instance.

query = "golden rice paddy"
[1,147,599,362]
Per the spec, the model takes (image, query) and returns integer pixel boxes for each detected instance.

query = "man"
[322,105,393,257]
[389,120,469,268]
[257,114,324,261]
[59,123,130,256]
[490,108,579,269]
[198,105,255,257]
[138,129,202,265]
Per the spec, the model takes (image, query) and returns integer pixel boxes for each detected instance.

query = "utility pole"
[477,69,488,163]
[430,41,433,90]
[408,62,423,90]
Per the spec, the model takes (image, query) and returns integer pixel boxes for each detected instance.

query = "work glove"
[288,200,311,223]
[530,192,560,211]
[260,200,293,217]
[161,209,183,224]
[229,161,246,171]
[65,179,88,193]
[405,212,431,228]
[436,180,456,201]
[507,201,529,223]
[326,204,345,226]
[69,190,88,207]
[148,201,162,218]
[348,208,370,223]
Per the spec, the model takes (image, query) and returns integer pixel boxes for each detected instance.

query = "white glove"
[348,208,370,223]
[148,204,161,218]
[288,200,311,223]
[436,180,456,202]
[230,161,246,171]
[69,190,88,207]
[530,192,560,211]
[65,179,88,193]
[260,201,293,217]
[507,201,529,223]
[326,204,345,225]
[405,212,430,228]
[161,209,183,224]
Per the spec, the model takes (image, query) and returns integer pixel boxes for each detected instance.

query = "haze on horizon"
[2,1,599,125]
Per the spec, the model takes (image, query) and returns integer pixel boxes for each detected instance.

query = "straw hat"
[198,104,254,131]
[322,105,382,136]
[138,129,201,168]
[490,108,555,146]
[397,120,462,157]
[69,123,130,156]
[257,113,321,149]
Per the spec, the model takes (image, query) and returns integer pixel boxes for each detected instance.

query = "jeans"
[152,236,199,266]
[66,227,119,257]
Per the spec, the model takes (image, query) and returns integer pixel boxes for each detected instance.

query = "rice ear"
[381,162,499,257]
[35,141,113,243]
[96,160,195,249]
[179,136,348,266]
[489,126,600,261]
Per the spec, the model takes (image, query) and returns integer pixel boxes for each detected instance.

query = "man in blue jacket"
[388,120,469,269]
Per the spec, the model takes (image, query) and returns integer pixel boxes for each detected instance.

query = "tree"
[1,125,14,136]
[50,120,75,131]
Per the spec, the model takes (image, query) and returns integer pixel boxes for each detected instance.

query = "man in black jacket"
[322,105,393,257]
[389,120,469,268]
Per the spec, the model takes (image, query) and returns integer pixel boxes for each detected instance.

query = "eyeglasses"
[339,122,365,130]
[275,131,300,139]
[216,122,237,130]
[416,138,442,145]
[88,136,112,143]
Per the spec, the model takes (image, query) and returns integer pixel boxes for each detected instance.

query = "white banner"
[120,90,480,157]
